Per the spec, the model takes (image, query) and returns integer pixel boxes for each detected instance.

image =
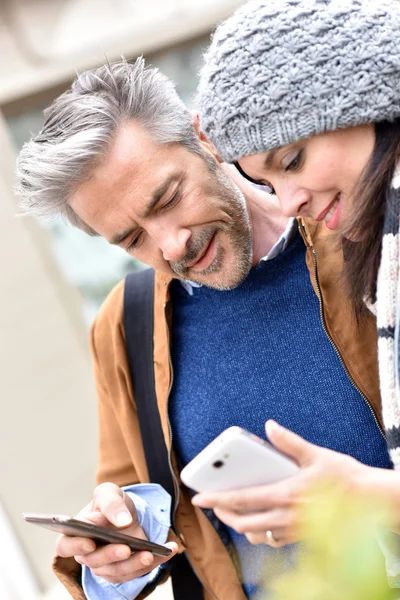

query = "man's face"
[69,120,253,290]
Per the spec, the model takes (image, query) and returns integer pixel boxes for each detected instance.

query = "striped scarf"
[377,163,400,468]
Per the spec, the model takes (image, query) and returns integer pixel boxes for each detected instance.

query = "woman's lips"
[316,195,339,222]
[189,233,218,272]
[315,194,342,230]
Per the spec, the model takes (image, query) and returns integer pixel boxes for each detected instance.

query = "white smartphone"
[180,426,298,493]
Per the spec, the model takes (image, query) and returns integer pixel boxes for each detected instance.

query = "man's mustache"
[170,227,217,276]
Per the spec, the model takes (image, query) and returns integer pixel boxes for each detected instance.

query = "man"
[16,58,390,600]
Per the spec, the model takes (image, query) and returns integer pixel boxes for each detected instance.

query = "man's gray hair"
[16,57,202,235]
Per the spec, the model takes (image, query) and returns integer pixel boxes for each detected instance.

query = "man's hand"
[56,482,178,584]
[192,420,365,548]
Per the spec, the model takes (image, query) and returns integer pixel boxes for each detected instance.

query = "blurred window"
[5,35,209,325]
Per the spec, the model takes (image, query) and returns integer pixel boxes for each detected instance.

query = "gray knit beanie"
[198,0,400,163]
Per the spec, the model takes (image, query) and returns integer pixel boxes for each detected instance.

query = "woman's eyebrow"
[263,147,279,169]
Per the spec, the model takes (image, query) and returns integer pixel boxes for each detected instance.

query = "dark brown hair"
[342,119,400,315]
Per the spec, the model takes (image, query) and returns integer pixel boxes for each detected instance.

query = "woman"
[195,0,400,548]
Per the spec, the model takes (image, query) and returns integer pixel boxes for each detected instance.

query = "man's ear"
[191,112,224,163]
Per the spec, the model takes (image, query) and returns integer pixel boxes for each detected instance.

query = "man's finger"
[75,543,133,568]
[92,482,134,528]
[55,534,96,558]
[90,542,178,582]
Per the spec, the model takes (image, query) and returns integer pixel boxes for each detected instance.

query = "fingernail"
[191,496,201,505]
[165,542,178,552]
[141,554,154,567]
[82,544,94,553]
[267,420,280,434]
[116,512,132,526]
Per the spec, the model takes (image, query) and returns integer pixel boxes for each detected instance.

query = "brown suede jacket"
[53,218,382,600]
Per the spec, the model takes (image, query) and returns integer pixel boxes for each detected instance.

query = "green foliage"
[260,488,395,600]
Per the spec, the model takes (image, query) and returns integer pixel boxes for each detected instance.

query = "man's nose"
[275,184,310,218]
[159,228,192,262]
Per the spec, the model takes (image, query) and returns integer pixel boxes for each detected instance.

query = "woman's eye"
[284,149,303,172]
[264,182,276,195]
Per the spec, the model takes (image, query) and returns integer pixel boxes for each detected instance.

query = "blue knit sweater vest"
[169,231,391,597]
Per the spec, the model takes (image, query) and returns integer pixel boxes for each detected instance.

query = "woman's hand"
[192,420,366,547]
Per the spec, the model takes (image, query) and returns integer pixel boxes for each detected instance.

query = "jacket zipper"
[163,302,218,600]
[310,247,385,439]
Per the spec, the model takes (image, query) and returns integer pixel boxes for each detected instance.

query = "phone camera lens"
[212,460,224,469]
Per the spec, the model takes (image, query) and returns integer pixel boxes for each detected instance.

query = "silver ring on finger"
[265,529,279,547]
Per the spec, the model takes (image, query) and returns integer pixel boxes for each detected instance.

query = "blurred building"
[0,0,245,598]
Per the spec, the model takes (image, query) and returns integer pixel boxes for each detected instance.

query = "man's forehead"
[104,121,187,185]
[69,120,189,233]
[101,121,157,183]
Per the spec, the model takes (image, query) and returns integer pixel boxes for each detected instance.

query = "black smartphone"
[23,513,172,557]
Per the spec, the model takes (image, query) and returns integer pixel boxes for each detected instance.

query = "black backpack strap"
[124,268,174,496]
[123,269,204,600]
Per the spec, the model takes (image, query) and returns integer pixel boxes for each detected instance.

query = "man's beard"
[170,160,253,290]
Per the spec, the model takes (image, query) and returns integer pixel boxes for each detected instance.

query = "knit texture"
[377,163,400,468]
[198,0,400,163]
[168,231,392,596]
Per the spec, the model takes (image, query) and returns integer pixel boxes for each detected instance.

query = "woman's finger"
[213,507,297,535]
[246,528,298,547]
[265,420,316,467]
[192,477,303,512]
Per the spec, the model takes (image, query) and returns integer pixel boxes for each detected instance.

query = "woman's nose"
[276,185,310,218]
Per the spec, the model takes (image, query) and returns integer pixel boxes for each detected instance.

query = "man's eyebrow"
[110,227,137,246]
[109,173,182,246]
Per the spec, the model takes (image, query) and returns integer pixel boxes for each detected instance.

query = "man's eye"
[163,191,181,209]
[126,233,142,252]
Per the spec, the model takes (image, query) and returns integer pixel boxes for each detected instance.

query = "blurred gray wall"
[0,0,245,596]
[0,113,98,592]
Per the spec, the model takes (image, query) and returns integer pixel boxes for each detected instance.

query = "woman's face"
[237,125,375,234]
